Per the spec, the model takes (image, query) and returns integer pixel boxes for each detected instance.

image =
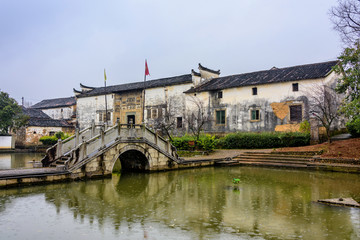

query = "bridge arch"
[111,144,152,173]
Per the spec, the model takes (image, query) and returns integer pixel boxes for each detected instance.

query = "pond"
[0,165,359,239]
[0,153,44,169]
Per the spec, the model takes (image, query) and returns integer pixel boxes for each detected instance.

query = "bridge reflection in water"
[0,166,359,239]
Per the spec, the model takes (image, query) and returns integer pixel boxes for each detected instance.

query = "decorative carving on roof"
[80,83,95,92]
[198,63,220,75]
[73,88,82,96]
[191,69,201,77]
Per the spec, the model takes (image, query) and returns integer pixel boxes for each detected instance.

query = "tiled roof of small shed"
[77,74,192,98]
[185,61,338,93]
[31,97,76,109]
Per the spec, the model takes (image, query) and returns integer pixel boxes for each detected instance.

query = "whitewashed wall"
[185,72,338,132]
[77,94,114,129]
[0,136,15,149]
[42,106,74,120]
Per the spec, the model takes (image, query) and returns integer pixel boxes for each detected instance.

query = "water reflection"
[43,168,360,239]
[0,167,360,239]
[0,153,44,169]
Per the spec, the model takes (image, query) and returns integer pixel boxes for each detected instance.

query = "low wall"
[0,136,15,149]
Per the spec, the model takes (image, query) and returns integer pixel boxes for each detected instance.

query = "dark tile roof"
[28,118,73,128]
[77,74,192,98]
[185,61,338,93]
[31,97,76,109]
[22,107,73,128]
[22,107,50,119]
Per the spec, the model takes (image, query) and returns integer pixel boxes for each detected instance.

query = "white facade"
[185,72,339,132]
[42,106,74,120]
[77,94,114,129]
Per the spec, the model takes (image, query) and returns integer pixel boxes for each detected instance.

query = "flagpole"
[104,69,108,127]
[142,60,146,124]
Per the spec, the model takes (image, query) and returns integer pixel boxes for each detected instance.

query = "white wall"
[77,94,114,129]
[42,106,74,120]
[0,136,15,149]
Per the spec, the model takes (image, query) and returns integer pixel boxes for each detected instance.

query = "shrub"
[299,120,310,133]
[171,134,216,152]
[39,131,72,145]
[39,136,58,145]
[346,118,360,137]
[221,132,310,149]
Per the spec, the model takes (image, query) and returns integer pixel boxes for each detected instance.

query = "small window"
[49,131,55,136]
[252,87,257,95]
[292,83,299,92]
[217,91,223,99]
[250,109,260,121]
[290,105,302,122]
[151,109,158,119]
[177,117,183,128]
[33,131,37,134]
[99,113,103,122]
[216,110,226,125]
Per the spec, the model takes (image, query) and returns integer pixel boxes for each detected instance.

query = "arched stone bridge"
[42,123,183,178]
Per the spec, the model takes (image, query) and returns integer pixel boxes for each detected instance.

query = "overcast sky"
[0,0,342,105]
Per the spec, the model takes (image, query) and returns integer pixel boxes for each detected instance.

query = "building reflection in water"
[42,167,360,240]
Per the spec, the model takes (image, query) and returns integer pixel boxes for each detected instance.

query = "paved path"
[0,168,66,179]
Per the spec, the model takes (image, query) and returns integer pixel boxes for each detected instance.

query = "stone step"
[235,160,308,168]
[240,153,314,159]
[234,155,313,162]
[235,157,311,165]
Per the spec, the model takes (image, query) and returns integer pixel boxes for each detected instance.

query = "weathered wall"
[185,73,338,133]
[113,91,143,125]
[23,126,74,146]
[42,106,75,120]
[77,94,114,129]
[145,83,192,134]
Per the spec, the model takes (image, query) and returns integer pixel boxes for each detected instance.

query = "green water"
[0,153,44,169]
[0,166,359,240]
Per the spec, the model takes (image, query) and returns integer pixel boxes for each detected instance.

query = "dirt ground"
[275,138,360,160]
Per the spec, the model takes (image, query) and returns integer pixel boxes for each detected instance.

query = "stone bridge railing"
[41,123,180,170]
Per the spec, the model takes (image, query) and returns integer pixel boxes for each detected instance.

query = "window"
[99,113,103,122]
[216,110,226,125]
[290,105,302,122]
[292,83,299,92]
[49,131,55,136]
[217,91,223,99]
[250,109,260,121]
[127,97,135,102]
[151,109,158,119]
[252,87,257,95]
[177,117,183,128]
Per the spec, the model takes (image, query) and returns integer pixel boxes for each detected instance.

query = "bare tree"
[330,0,360,45]
[185,96,211,142]
[152,102,177,142]
[306,83,342,143]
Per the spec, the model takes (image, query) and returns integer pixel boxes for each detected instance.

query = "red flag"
[145,60,150,76]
